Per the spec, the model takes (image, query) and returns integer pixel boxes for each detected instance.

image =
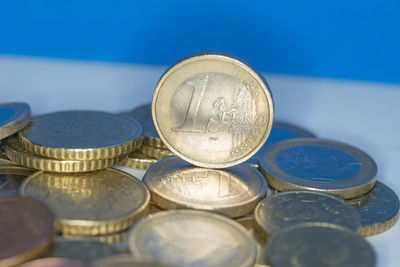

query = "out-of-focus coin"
[128,210,257,267]
[0,102,32,140]
[0,197,55,266]
[0,166,34,198]
[5,137,129,172]
[19,168,150,235]
[139,145,174,160]
[266,223,376,267]
[144,157,268,218]
[259,138,377,199]
[347,182,399,236]
[148,203,164,214]
[19,258,89,267]
[152,52,274,169]
[118,152,158,170]
[18,111,142,160]
[254,191,360,239]
[94,255,169,267]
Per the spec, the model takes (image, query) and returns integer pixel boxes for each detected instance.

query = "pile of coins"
[0,53,398,267]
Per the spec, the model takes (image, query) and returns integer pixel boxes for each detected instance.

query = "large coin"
[259,138,377,199]
[0,197,55,266]
[152,53,274,168]
[19,168,150,235]
[128,210,257,267]
[20,258,89,267]
[0,102,32,140]
[0,166,34,198]
[18,111,142,160]
[266,223,376,267]
[144,157,268,218]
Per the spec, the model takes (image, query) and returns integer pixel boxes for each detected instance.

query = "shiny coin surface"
[5,137,129,172]
[118,154,158,170]
[139,145,174,160]
[94,255,168,267]
[0,166,34,198]
[152,52,274,168]
[144,157,268,218]
[254,191,361,238]
[128,210,257,267]
[0,197,55,266]
[259,138,377,199]
[19,168,150,235]
[0,102,32,140]
[19,111,142,160]
[20,257,90,267]
[347,182,399,236]
[266,223,376,267]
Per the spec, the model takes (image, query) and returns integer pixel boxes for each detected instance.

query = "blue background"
[1,0,399,83]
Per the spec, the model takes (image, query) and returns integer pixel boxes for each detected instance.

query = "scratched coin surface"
[266,223,376,267]
[0,102,32,140]
[18,111,142,160]
[254,191,360,238]
[128,210,257,267]
[152,53,274,168]
[20,258,90,267]
[0,197,55,267]
[144,157,268,218]
[0,166,34,198]
[19,168,150,235]
[259,138,377,199]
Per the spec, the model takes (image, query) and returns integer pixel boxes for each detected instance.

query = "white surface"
[1,55,399,266]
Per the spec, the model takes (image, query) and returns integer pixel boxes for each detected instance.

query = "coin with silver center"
[0,166,34,198]
[0,102,32,140]
[152,52,274,168]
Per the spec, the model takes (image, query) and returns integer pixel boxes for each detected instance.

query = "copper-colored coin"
[19,257,89,267]
[0,197,55,266]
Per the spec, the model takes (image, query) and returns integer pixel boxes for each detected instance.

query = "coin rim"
[0,102,32,140]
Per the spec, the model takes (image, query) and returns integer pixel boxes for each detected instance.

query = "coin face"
[0,166,34,198]
[128,210,257,267]
[266,223,376,267]
[0,102,32,140]
[144,157,268,218]
[19,111,142,160]
[254,191,361,238]
[0,197,55,266]
[259,138,377,199]
[20,258,90,267]
[152,53,274,168]
[19,168,150,235]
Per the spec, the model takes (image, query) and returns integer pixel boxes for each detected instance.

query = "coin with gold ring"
[0,102,32,140]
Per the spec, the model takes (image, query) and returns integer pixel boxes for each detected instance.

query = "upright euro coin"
[0,102,31,140]
[152,53,274,168]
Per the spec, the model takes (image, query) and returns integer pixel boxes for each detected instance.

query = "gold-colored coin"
[18,111,142,160]
[152,52,274,168]
[139,145,174,160]
[144,157,268,218]
[19,168,150,235]
[117,152,158,170]
[0,166,34,198]
[5,137,128,172]
[0,102,32,140]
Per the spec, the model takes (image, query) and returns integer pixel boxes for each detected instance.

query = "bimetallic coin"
[144,157,268,218]
[259,138,377,199]
[18,111,142,160]
[94,255,169,267]
[19,168,150,235]
[0,166,34,198]
[254,191,361,239]
[0,102,32,140]
[128,210,257,267]
[139,145,174,160]
[20,258,89,267]
[152,52,274,168]
[0,198,55,266]
[266,223,376,267]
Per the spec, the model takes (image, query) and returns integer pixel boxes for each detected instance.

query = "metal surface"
[19,258,90,267]
[139,145,174,160]
[0,102,32,140]
[94,255,169,267]
[0,166,34,198]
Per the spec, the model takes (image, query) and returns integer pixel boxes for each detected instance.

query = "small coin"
[144,157,268,218]
[94,255,168,267]
[0,102,32,140]
[118,153,158,170]
[259,138,377,199]
[152,52,274,168]
[19,168,150,235]
[0,197,55,266]
[266,223,376,267]
[128,210,257,267]
[0,166,34,198]
[347,181,399,236]
[139,145,174,160]
[18,111,142,160]
[20,258,90,267]
[5,137,129,172]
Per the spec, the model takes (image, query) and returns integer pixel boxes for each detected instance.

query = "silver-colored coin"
[266,223,376,267]
[128,210,257,267]
[0,166,34,198]
[0,102,32,140]
[144,157,268,218]
[259,138,377,199]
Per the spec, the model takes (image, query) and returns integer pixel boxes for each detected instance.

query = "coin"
[347,181,399,236]
[144,157,268,218]
[0,102,32,140]
[259,138,377,199]
[0,166,34,198]
[18,111,142,160]
[152,52,274,168]
[139,145,174,160]
[266,222,376,267]
[94,255,168,267]
[0,197,55,266]
[19,168,150,235]
[128,210,257,267]
[117,154,158,170]
[19,258,90,267]
[5,137,129,172]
